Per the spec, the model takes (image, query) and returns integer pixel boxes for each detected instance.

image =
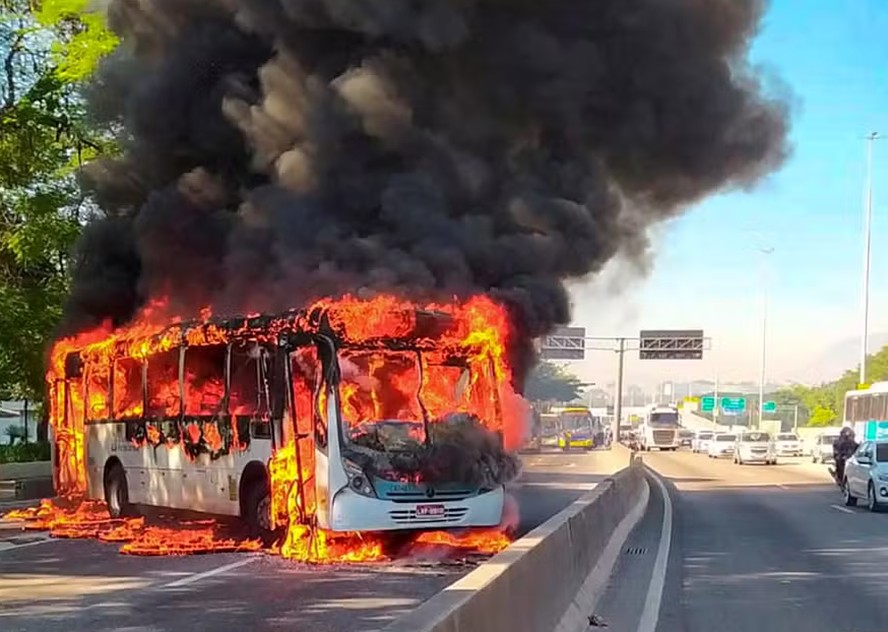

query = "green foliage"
[36,0,120,81]
[0,2,115,401]
[0,439,50,462]
[807,406,837,427]
[524,361,586,403]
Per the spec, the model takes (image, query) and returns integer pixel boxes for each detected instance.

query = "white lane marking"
[161,556,260,588]
[0,537,56,554]
[637,469,673,632]
[830,504,855,514]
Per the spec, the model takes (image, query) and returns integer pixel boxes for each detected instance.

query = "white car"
[774,432,803,457]
[733,431,776,465]
[811,431,840,464]
[693,430,714,453]
[707,433,736,458]
[841,440,888,512]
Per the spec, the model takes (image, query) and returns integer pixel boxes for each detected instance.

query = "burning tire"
[104,462,133,518]
[244,478,277,545]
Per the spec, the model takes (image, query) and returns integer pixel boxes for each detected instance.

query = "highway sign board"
[639,330,704,360]
[762,401,777,414]
[701,396,715,412]
[720,397,746,414]
[540,326,585,360]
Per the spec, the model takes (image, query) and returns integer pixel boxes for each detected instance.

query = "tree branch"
[3,31,25,110]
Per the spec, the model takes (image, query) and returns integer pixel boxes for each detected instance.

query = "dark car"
[678,429,695,448]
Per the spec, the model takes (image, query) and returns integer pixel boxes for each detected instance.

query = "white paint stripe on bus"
[161,556,260,589]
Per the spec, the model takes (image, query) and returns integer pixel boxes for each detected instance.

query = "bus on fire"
[49,296,518,541]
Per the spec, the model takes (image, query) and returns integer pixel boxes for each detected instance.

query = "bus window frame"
[314,336,338,452]
[873,394,888,421]
[145,347,184,422]
[84,357,112,423]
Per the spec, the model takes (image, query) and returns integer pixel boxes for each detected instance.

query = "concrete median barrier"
[383,450,649,632]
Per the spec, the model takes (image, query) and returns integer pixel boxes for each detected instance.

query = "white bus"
[49,298,513,540]
[843,382,888,441]
[639,405,681,451]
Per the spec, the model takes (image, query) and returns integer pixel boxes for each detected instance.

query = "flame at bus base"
[4,498,510,562]
[40,294,522,562]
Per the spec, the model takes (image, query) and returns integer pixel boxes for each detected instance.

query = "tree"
[771,342,888,427]
[0,1,116,403]
[523,361,586,403]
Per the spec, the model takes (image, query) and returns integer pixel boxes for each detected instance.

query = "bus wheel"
[104,462,132,518]
[244,479,276,545]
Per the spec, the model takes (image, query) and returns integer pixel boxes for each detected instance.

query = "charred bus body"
[50,298,517,537]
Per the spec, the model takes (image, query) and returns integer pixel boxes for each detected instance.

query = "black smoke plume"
[66,0,789,385]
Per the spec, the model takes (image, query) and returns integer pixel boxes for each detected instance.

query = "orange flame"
[40,293,523,562]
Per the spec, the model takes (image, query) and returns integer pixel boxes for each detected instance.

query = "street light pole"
[758,247,774,429]
[860,132,879,386]
[614,338,625,443]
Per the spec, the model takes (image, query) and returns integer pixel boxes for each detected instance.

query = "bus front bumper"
[328,485,506,532]
[557,438,594,448]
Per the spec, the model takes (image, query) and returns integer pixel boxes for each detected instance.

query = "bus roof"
[60,296,506,369]
[846,382,888,397]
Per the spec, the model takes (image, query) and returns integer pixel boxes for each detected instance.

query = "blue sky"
[568,0,888,389]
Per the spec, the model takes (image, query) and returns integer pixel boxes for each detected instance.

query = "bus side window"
[183,345,225,418]
[230,344,266,440]
[114,357,144,442]
[184,345,240,452]
[85,359,111,422]
[874,395,888,422]
[146,349,181,421]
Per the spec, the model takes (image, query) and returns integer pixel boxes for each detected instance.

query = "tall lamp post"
[860,132,880,386]
[758,247,774,429]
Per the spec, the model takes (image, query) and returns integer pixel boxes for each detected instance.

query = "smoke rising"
[67,0,789,383]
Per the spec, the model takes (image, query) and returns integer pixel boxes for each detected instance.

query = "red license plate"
[416,504,445,517]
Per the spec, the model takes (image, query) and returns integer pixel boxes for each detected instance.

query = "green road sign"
[701,396,715,412]
[720,397,746,414]
[762,401,777,414]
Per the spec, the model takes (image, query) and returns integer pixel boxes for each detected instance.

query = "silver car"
[707,433,736,458]
[811,431,840,464]
[693,430,714,453]
[774,432,802,457]
[733,431,776,465]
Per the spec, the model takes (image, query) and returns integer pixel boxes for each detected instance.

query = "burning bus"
[48,294,522,544]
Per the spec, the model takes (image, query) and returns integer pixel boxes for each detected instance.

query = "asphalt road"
[0,447,626,632]
[595,449,888,632]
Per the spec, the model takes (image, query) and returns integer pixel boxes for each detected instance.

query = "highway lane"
[595,450,888,632]
[0,447,628,632]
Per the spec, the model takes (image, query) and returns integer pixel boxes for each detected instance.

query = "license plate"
[416,504,445,517]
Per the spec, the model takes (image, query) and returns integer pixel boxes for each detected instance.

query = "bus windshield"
[559,412,594,432]
[338,350,478,452]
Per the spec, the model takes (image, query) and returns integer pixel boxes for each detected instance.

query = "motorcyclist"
[832,426,859,485]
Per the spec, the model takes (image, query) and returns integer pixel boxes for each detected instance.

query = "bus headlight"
[877,473,888,483]
[342,458,377,498]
